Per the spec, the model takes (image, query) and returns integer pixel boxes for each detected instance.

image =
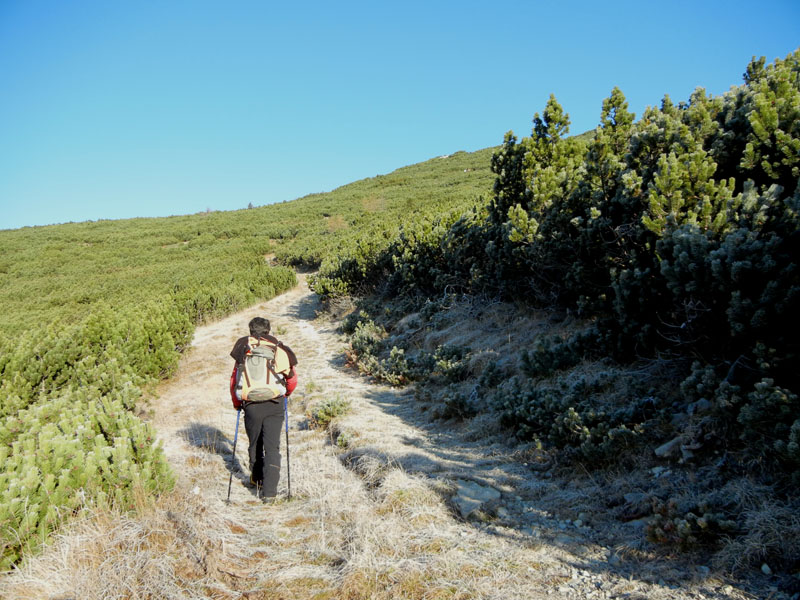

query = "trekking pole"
[284,395,291,499]
[226,408,242,504]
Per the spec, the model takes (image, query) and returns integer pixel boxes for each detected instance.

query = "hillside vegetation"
[304,50,800,572]
[1,48,798,582]
[0,149,494,570]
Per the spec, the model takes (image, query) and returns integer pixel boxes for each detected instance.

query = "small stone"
[192,486,200,495]
[654,436,682,457]
[761,563,772,575]
[689,398,712,414]
[627,517,649,530]
[649,466,671,478]
[578,512,589,522]
[672,412,689,427]
[697,565,711,577]
[555,534,573,544]
[608,554,621,566]
[574,519,583,527]
[623,492,648,504]
[452,479,501,519]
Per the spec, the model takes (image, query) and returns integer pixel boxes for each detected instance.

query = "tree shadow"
[287,293,321,322]
[280,293,757,596]
[178,422,245,477]
[178,421,277,501]
[326,385,753,597]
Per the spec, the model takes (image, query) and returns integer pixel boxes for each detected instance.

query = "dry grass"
[712,481,800,573]
[326,215,348,232]
[417,295,583,381]
[0,488,227,600]
[360,195,385,213]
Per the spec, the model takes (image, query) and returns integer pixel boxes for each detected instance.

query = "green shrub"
[0,389,174,570]
[349,319,386,358]
[647,496,739,551]
[430,384,476,421]
[498,373,657,464]
[309,396,352,430]
[379,346,412,386]
[326,50,800,489]
[520,328,601,378]
[678,361,800,482]
[422,344,471,384]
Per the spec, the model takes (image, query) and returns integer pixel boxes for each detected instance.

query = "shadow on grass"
[178,422,246,484]
[320,384,754,599]
[178,421,283,502]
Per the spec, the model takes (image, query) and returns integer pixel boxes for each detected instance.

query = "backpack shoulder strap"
[262,334,298,367]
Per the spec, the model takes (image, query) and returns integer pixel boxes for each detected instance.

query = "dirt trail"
[143,276,744,599]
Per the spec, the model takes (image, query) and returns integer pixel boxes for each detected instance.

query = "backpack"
[238,336,287,402]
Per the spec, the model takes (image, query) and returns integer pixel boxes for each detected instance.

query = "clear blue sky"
[1,0,798,230]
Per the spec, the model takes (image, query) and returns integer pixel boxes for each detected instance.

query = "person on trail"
[229,317,298,499]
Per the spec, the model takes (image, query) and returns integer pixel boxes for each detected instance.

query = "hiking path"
[142,274,753,600]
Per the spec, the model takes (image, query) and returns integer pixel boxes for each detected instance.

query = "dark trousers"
[243,398,284,497]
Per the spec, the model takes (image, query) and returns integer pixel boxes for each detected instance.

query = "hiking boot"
[260,493,278,504]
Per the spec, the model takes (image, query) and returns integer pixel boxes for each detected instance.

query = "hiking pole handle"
[226,408,242,504]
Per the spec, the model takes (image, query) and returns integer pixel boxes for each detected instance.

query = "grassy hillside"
[0,147,495,570]
[0,148,494,333]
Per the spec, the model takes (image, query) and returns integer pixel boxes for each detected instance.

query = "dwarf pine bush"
[647,496,739,552]
[520,328,601,378]
[327,50,800,483]
[0,386,174,570]
[309,396,352,430]
[495,372,656,463]
[0,256,295,569]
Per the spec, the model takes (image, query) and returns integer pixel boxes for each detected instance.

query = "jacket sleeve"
[230,365,242,410]
[284,366,298,396]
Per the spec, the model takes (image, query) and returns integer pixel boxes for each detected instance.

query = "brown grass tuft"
[326,215,348,232]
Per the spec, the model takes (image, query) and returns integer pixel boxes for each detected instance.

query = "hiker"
[229,317,298,499]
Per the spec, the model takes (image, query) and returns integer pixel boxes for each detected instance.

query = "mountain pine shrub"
[520,327,601,378]
[309,396,352,430]
[497,372,658,464]
[332,50,799,480]
[647,496,739,552]
[0,257,295,569]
